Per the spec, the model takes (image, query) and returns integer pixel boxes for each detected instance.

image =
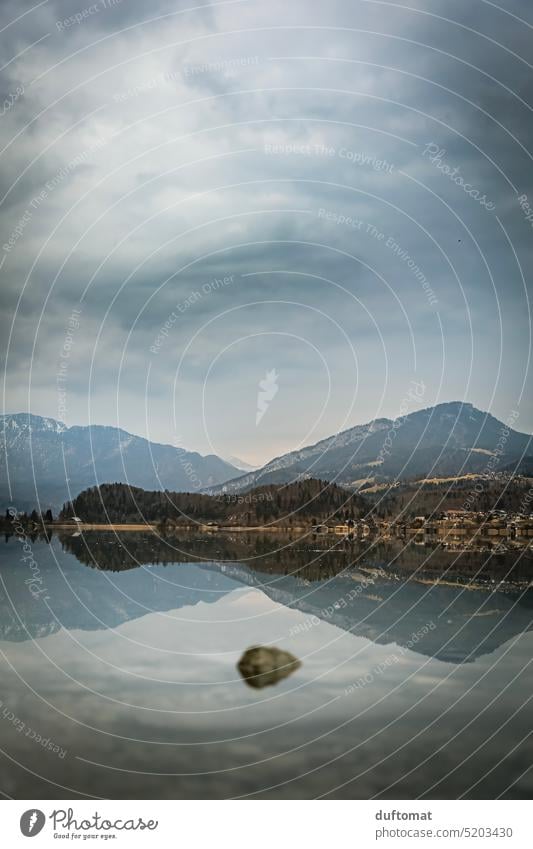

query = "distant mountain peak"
[2,412,67,433]
[224,455,259,472]
[0,413,240,511]
[209,402,531,494]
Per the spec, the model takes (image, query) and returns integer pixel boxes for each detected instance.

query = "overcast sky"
[1,0,532,464]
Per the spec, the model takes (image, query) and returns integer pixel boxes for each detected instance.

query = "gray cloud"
[1,0,531,463]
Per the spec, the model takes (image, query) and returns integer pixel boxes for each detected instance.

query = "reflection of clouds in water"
[2,591,532,798]
[0,537,532,798]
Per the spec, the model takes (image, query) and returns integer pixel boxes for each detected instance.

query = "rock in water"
[237,645,301,689]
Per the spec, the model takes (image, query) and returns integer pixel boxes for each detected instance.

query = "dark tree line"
[60,479,368,526]
[1,508,53,526]
[7,475,531,530]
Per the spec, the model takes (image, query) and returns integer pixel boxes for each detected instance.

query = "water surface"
[0,531,531,799]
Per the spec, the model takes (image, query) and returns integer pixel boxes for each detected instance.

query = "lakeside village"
[4,505,533,553]
[311,509,533,551]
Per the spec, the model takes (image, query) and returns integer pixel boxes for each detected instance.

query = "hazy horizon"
[3,396,531,468]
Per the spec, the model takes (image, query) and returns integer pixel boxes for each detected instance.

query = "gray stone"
[237,645,301,689]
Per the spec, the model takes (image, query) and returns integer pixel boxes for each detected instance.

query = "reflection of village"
[313,510,533,551]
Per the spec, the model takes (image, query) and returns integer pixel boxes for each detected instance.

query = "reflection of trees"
[57,530,533,584]
[59,532,188,571]
[58,531,356,576]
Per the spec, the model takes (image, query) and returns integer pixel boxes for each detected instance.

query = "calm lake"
[0,531,532,799]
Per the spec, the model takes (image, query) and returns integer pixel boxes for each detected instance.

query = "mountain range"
[0,413,240,512]
[211,401,532,493]
[1,402,531,511]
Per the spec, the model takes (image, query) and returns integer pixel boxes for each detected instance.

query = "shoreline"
[1,523,531,589]
[29,523,312,533]
[3,521,533,544]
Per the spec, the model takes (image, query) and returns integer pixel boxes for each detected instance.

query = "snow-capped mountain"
[0,413,240,511]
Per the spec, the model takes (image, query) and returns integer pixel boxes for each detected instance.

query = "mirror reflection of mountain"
[1,532,531,663]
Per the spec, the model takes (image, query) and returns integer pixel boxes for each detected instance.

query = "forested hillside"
[60,479,368,526]
[367,476,533,519]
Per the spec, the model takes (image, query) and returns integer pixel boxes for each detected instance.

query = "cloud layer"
[1,0,532,463]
